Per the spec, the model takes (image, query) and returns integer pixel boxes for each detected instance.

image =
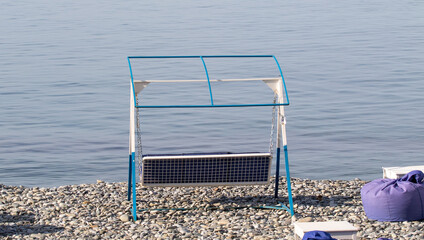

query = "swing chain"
[269,93,278,154]
[135,94,143,180]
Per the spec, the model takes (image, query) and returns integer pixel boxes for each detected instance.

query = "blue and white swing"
[127,55,294,221]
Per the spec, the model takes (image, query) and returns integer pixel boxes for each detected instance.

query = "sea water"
[0,0,423,187]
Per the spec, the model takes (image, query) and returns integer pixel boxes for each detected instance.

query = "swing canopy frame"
[127,55,294,221]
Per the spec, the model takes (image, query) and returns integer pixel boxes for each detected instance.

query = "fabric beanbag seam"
[383,186,393,220]
[410,184,424,220]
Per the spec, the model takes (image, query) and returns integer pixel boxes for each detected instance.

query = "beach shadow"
[0,212,35,223]
[292,194,358,207]
[0,213,64,237]
[207,193,359,209]
[208,194,285,208]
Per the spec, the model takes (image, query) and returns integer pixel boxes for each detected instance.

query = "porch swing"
[127,55,294,221]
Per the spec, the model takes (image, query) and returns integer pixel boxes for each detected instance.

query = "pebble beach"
[1,178,423,239]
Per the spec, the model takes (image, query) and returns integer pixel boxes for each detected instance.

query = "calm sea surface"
[1,0,424,187]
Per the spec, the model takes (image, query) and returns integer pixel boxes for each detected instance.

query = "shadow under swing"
[127,55,294,221]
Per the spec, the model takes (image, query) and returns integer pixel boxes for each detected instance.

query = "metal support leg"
[131,152,137,221]
[128,154,132,201]
[274,147,281,198]
[284,145,294,216]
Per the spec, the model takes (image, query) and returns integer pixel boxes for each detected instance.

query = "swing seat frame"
[127,55,294,221]
[141,152,272,187]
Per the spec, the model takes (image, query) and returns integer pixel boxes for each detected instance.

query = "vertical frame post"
[273,76,294,215]
[131,152,137,220]
[284,144,294,216]
[274,147,281,198]
[129,78,137,221]
[277,75,295,216]
[128,154,132,201]
[274,77,283,199]
[128,82,134,201]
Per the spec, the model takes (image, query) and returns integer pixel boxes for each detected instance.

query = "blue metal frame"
[131,152,137,219]
[199,56,214,105]
[127,55,290,108]
[274,147,281,198]
[284,145,294,216]
[127,154,132,201]
[127,55,294,221]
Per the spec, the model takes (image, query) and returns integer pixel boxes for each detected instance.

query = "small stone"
[297,217,313,222]
[178,227,190,234]
[256,211,266,216]
[283,218,292,225]
[218,219,230,225]
[120,214,130,222]
[253,236,266,240]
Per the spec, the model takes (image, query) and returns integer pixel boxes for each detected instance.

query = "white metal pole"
[128,82,135,201]
[274,79,283,198]
[129,81,138,221]
[130,84,135,154]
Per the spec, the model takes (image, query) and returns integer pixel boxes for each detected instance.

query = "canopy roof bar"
[127,55,290,108]
[128,55,275,58]
[199,56,214,105]
[134,77,280,83]
[136,103,288,108]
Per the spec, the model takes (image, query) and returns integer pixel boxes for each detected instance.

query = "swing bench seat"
[141,152,272,187]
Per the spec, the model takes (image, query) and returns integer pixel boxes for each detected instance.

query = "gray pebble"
[120,214,130,222]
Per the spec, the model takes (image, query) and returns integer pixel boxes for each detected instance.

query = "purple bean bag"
[302,231,336,240]
[361,170,424,221]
